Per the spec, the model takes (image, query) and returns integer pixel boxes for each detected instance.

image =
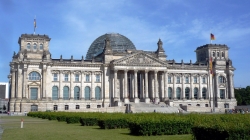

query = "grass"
[0,116,192,140]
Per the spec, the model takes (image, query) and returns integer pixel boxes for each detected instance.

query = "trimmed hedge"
[27,112,250,138]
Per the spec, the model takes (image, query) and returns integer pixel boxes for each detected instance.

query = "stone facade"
[8,33,237,112]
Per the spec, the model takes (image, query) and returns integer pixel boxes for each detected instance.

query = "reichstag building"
[8,33,236,112]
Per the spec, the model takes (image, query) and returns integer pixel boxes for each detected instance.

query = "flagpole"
[34,15,36,34]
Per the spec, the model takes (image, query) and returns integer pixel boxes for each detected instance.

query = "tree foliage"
[235,86,250,105]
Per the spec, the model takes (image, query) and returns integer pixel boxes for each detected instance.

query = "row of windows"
[53,104,102,111]
[167,87,207,99]
[27,43,43,50]
[27,72,101,82]
[28,72,226,84]
[53,74,101,82]
[52,86,101,100]
[168,76,207,84]
[212,51,224,57]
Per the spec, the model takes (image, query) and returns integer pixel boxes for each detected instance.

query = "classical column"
[199,74,202,99]
[145,70,150,103]
[229,72,234,98]
[22,67,27,99]
[164,71,168,100]
[81,71,85,100]
[190,74,194,99]
[11,68,16,99]
[91,71,95,100]
[173,74,176,99]
[16,67,23,100]
[114,70,118,101]
[215,73,220,99]
[161,73,164,100]
[70,71,74,100]
[134,70,139,103]
[42,64,47,99]
[124,70,129,103]
[59,70,63,100]
[181,74,185,100]
[154,71,159,103]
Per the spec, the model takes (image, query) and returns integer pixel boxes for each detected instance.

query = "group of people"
[225,108,249,114]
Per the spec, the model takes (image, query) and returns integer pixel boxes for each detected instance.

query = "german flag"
[34,18,36,28]
[210,33,215,40]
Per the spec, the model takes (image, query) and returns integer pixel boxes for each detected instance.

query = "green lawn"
[0,116,192,140]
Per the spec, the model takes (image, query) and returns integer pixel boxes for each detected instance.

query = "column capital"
[124,69,128,72]
[145,70,149,73]
[134,70,138,73]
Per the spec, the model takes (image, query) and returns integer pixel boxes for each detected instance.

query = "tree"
[235,86,250,105]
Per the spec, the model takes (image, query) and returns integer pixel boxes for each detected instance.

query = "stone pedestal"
[145,98,150,103]
[134,98,139,103]
[154,97,160,104]
[124,98,130,104]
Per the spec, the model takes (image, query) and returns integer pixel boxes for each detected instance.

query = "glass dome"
[86,33,136,59]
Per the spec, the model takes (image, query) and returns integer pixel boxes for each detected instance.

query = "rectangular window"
[64,74,68,81]
[194,76,197,83]
[202,77,206,83]
[220,89,225,99]
[96,74,100,82]
[75,74,79,82]
[185,77,189,83]
[176,76,180,83]
[30,88,38,100]
[168,76,171,83]
[65,105,69,110]
[76,105,80,109]
[53,105,58,111]
[53,73,58,81]
[86,75,90,82]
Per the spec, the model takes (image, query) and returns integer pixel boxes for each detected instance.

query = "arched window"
[40,44,43,50]
[212,52,215,57]
[95,86,101,100]
[219,76,226,83]
[28,72,40,81]
[222,52,224,57]
[202,87,207,99]
[52,86,58,100]
[63,86,69,100]
[74,86,80,100]
[168,87,172,99]
[185,87,190,99]
[217,52,220,57]
[27,43,31,49]
[194,87,198,99]
[176,87,181,99]
[85,86,90,100]
[33,43,37,50]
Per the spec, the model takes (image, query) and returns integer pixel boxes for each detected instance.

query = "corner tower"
[17,34,51,61]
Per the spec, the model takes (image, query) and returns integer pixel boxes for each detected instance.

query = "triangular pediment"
[113,52,166,66]
[29,81,40,86]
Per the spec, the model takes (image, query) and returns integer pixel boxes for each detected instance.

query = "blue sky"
[0,0,250,87]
